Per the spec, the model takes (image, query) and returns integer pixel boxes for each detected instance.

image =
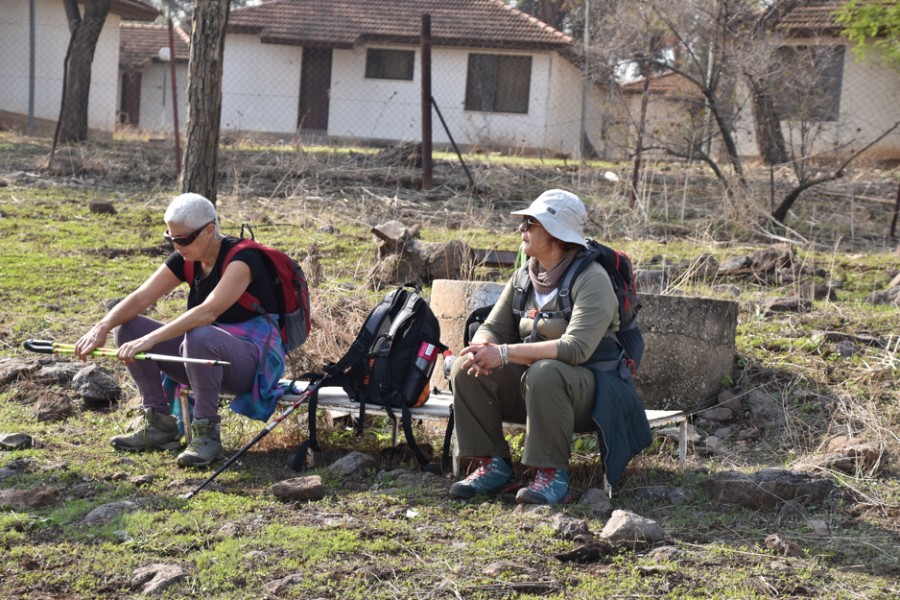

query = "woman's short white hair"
[164,193,219,233]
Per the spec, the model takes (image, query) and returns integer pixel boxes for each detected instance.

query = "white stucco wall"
[220,34,303,134]
[328,44,583,154]
[133,62,188,132]
[0,0,122,132]
[221,33,587,154]
[735,39,900,160]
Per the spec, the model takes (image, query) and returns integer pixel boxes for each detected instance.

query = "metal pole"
[420,14,433,191]
[28,0,35,132]
[167,17,182,177]
[579,0,590,161]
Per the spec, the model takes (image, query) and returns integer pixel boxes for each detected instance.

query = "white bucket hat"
[511,189,588,248]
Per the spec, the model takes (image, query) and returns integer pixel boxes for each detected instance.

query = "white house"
[0,0,159,134]
[118,22,190,132]
[620,1,900,163]
[224,0,607,157]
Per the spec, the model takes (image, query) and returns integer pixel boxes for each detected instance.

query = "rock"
[219,522,242,538]
[0,458,35,482]
[645,545,681,561]
[34,362,83,385]
[717,390,744,415]
[264,573,304,594]
[865,286,900,306]
[34,394,77,422]
[719,256,752,272]
[129,474,155,487]
[701,468,832,510]
[72,364,121,404]
[765,533,803,557]
[798,283,837,302]
[81,500,138,525]
[634,269,669,294]
[835,340,858,357]
[746,390,785,428]
[712,284,742,298]
[551,513,590,540]
[578,487,613,517]
[762,296,812,315]
[0,432,34,450]
[889,272,900,288]
[483,561,537,576]
[0,358,38,385]
[806,519,830,536]
[750,245,793,274]
[822,437,887,475]
[599,510,667,551]
[667,487,690,506]
[131,564,185,596]
[0,486,61,509]
[423,239,476,280]
[272,475,326,501]
[555,537,616,563]
[89,200,117,215]
[698,406,734,422]
[327,452,377,477]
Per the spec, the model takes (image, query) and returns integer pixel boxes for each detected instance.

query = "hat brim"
[511,207,588,247]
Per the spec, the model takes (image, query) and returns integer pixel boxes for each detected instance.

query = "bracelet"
[499,344,509,367]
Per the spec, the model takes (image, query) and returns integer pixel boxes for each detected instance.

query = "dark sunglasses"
[163,221,214,246]
[520,216,539,231]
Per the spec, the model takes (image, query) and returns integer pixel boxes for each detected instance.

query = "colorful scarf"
[528,249,579,294]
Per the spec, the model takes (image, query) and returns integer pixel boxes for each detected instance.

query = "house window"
[774,45,845,121]
[465,54,532,114]
[365,49,415,80]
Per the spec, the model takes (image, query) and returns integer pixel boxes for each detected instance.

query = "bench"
[279,380,689,477]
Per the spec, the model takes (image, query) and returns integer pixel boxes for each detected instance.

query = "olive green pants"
[450,357,596,470]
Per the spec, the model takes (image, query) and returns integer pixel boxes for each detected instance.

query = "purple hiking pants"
[114,316,261,423]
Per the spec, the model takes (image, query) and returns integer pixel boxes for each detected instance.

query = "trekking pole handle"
[22,339,230,366]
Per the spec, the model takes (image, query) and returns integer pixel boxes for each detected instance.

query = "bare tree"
[55,0,111,144]
[180,0,230,204]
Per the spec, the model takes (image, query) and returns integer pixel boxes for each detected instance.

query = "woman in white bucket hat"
[448,189,646,504]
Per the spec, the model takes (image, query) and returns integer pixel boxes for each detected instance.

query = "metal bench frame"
[282,384,689,477]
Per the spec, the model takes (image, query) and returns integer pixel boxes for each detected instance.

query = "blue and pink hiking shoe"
[515,468,570,504]
[449,457,514,499]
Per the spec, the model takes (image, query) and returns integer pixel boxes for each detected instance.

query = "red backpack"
[184,226,311,351]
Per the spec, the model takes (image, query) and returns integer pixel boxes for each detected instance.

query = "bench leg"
[391,417,399,446]
[179,388,192,444]
[678,417,687,472]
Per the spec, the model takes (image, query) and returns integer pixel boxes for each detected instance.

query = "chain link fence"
[1,1,898,193]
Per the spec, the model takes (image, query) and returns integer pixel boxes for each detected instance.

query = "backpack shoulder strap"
[371,290,421,407]
[556,246,603,319]
[511,262,532,318]
[327,287,403,376]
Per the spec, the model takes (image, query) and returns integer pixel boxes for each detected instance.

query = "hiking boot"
[111,407,181,451]
[449,457,513,499]
[176,419,224,467]
[515,468,570,505]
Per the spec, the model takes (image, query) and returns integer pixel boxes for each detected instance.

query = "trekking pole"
[181,376,326,500]
[23,339,231,366]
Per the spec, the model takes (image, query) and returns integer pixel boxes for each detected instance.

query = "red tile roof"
[775,0,895,37]
[120,23,191,69]
[228,0,573,50]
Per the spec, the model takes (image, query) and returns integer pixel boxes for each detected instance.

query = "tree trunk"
[630,71,652,208]
[57,0,110,144]
[180,0,230,204]
[749,78,788,165]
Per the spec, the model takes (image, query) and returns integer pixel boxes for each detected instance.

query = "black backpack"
[511,238,644,373]
[293,286,448,472]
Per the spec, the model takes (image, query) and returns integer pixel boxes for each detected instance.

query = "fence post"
[420,13,433,191]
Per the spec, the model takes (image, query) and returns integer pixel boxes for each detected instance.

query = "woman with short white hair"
[75,193,287,467]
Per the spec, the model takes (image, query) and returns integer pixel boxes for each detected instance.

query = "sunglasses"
[163,221,214,246]
[520,216,539,231]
